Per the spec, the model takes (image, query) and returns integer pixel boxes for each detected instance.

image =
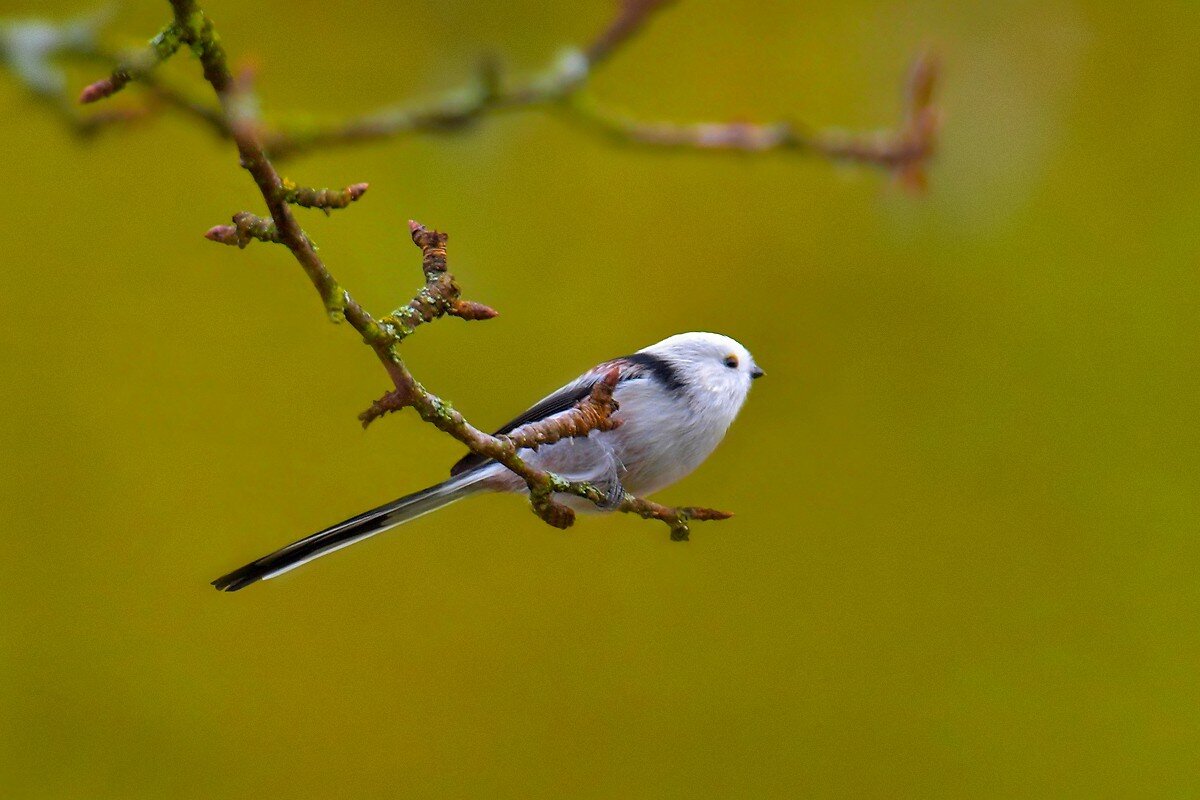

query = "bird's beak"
[750,366,765,380]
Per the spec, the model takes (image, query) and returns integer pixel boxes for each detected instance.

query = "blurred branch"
[2,3,939,184]
[73,0,726,541]
[0,10,230,137]
[561,49,940,189]
[78,20,181,103]
[0,11,145,135]
[584,0,675,66]
[258,2,938,185]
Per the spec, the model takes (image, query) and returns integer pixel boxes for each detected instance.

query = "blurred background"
[1,1,1198,797]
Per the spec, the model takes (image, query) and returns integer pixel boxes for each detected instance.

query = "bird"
[211,332,763,591]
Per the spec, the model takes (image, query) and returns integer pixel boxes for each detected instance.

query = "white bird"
[212,332,763,591]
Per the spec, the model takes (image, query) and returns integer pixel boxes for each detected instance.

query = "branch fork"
[378,222,499,343]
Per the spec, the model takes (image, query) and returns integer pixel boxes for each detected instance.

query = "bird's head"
[639,331,763,413]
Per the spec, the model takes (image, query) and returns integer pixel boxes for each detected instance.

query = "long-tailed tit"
[212,332,763,591]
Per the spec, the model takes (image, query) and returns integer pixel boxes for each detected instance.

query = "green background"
[2,1,1197,797]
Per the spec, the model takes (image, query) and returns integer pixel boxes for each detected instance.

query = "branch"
[3,5,937,184]
[279,180,369,212]
[377,222,500,344]
[204,211,282,248]
[79,22,182,103]
[583,0,675,67]
[618,496,733,542]
[501,367,623,451]
[260,20,937,185]
[561,49,939,188]
[251,1,677,158]
[351,229,725,538]
[0,12,148,136]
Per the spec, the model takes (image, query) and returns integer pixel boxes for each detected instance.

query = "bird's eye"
[723,355,739,369]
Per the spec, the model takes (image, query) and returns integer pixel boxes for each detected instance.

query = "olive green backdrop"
[1,1,1197,797]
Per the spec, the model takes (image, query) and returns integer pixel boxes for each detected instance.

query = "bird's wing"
[449,361,619,476]
[449,351,681,477]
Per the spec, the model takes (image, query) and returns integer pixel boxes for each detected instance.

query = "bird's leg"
[594,446,626,510]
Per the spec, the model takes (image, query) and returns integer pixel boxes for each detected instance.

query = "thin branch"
[204,211,282,248]
[501,367,623,452]
[279,180,369,212]
[254,6,937,184]
[560,49,940,187]
[257,48,591,159]
[79,22,182,103]
[369,222,500,350]
[0,12,148,136]
[252,1,672,158]
[618,496,733,542]
[583,0,675,67]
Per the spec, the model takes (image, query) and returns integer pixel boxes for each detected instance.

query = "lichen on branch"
[278,180,369,212]
[376,223,500,345]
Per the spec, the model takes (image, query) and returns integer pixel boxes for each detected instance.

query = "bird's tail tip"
[209,472,487,593]
[211,565,264,592]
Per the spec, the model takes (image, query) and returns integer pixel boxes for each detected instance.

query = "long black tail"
[212,474,485,592]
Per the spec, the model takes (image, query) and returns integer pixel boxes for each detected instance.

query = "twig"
[374,223,500,347]
[561,49,939,187]
[79,22,182,103]
[279,180,369,213]
[0,12,147,136]
[583,0,675,67]
[204,211,281,248]
[351,226,725,537]
[618,496,733,542]
[255,6,937,183]
[501,367,623,451]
